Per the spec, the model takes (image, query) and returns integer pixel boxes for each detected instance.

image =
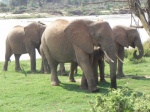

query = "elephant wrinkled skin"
[3,21,46,72]
[41,19,117,92]
[112,25,144,77]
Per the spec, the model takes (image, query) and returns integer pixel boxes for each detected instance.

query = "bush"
[0,2,6,7]
[143,39,150,57]
[0,7,10,12]
[90,87,150,112]
[13,6,27,14]
[124,49,145,64]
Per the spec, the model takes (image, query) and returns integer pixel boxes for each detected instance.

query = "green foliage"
[143,39,150,57]
[0,0,129,16]
[90,87,150,112]
[13,6,27,14]
[124,49,145,64]
[0,2,7,7]
[0,2,10,12]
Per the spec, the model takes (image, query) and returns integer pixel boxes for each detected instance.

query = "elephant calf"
[69,47,106,84]
[52,47,106,84]
[112,25,144,77]
[3,21,46,72]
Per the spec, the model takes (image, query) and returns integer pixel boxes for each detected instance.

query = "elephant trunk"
[133,44,144,59]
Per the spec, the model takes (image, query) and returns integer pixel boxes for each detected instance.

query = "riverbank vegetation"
[0,0,130,19]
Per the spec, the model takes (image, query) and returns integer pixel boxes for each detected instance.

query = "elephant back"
[7,26,27,54]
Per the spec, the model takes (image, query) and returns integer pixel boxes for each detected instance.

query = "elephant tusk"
[103,51,114,63]
[115,54,124,64]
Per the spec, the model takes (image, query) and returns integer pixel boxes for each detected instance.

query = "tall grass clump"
[90,87,150,112]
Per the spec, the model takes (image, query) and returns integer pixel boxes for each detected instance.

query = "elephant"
[112,25,144,77]
[57,63,67,76]
[69,47,105,84]
[40,19,117,92]
[3,21,47,72]
[40,45,51,73]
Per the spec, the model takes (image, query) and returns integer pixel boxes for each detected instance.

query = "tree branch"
[129,0,150,36]
[83,0,128,5]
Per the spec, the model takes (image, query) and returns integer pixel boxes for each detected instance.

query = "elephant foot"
[3,68,7,71]
[31,69,37,73]
[117,73,125,78]
[90,88,100,93]
[15,68,22,72]
[44,71,50,74]
[51,81,60,86]
[80,85,88,90]
[61,72,67,76]
[69,78,76,82]
[41,70,51,74]
[100,79,106,83]
[58,71,67,76]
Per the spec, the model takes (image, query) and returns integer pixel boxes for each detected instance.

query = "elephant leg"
[74,46,99,92]
[41,57,51,74]
[92,61,98,85]
[69,62,78,82]
[117,46,125,77]
[25,41,36,72]
[98,59,106,82]
[58,63,67,76]
[81,73,88,90]
[40,47,51,74]
[28,48,36,72]
[14,54,22,71]
[49,59,59,86]
[110,62,117,89]
[3,48,12,71]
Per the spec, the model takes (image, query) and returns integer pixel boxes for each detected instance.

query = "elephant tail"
[5,37,12,61]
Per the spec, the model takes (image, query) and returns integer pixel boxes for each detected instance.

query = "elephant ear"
[24,22,40,44]
[64,20,94,54]
[113,26,129,47]
[38,21,46,38]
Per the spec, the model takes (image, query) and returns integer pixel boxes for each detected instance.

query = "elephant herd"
[3,18,144,92]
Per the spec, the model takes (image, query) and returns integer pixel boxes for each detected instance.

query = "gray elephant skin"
[69,47,105,84]
[112,25,144,77]
[3,21,46,72]
[40,19,117,92]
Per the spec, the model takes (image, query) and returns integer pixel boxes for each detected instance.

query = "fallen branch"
[130,25,143,28]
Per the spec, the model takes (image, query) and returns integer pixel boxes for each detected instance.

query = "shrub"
[143,39,150,57]
[90,87,150,112]
[0,2,6,7]
[0,7,10,12]
[125,49,145,64]
[13,6,27,14]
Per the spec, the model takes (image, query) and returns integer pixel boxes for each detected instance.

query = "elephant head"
[113,25,144,59]
[65,19,117,89]
[24,21,46,49]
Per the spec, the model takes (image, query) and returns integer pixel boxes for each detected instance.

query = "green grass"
[0,57,150,112]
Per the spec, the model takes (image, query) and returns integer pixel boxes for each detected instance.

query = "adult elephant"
[41,19,117,92]
[3,21,46,72]
[112,25,144,77]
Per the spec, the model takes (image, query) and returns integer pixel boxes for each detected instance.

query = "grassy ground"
[0,57,150,112]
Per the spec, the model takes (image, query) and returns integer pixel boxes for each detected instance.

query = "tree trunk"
[129,0,150,37]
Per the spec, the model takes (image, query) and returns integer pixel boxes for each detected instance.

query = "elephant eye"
[97,34,103,39]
